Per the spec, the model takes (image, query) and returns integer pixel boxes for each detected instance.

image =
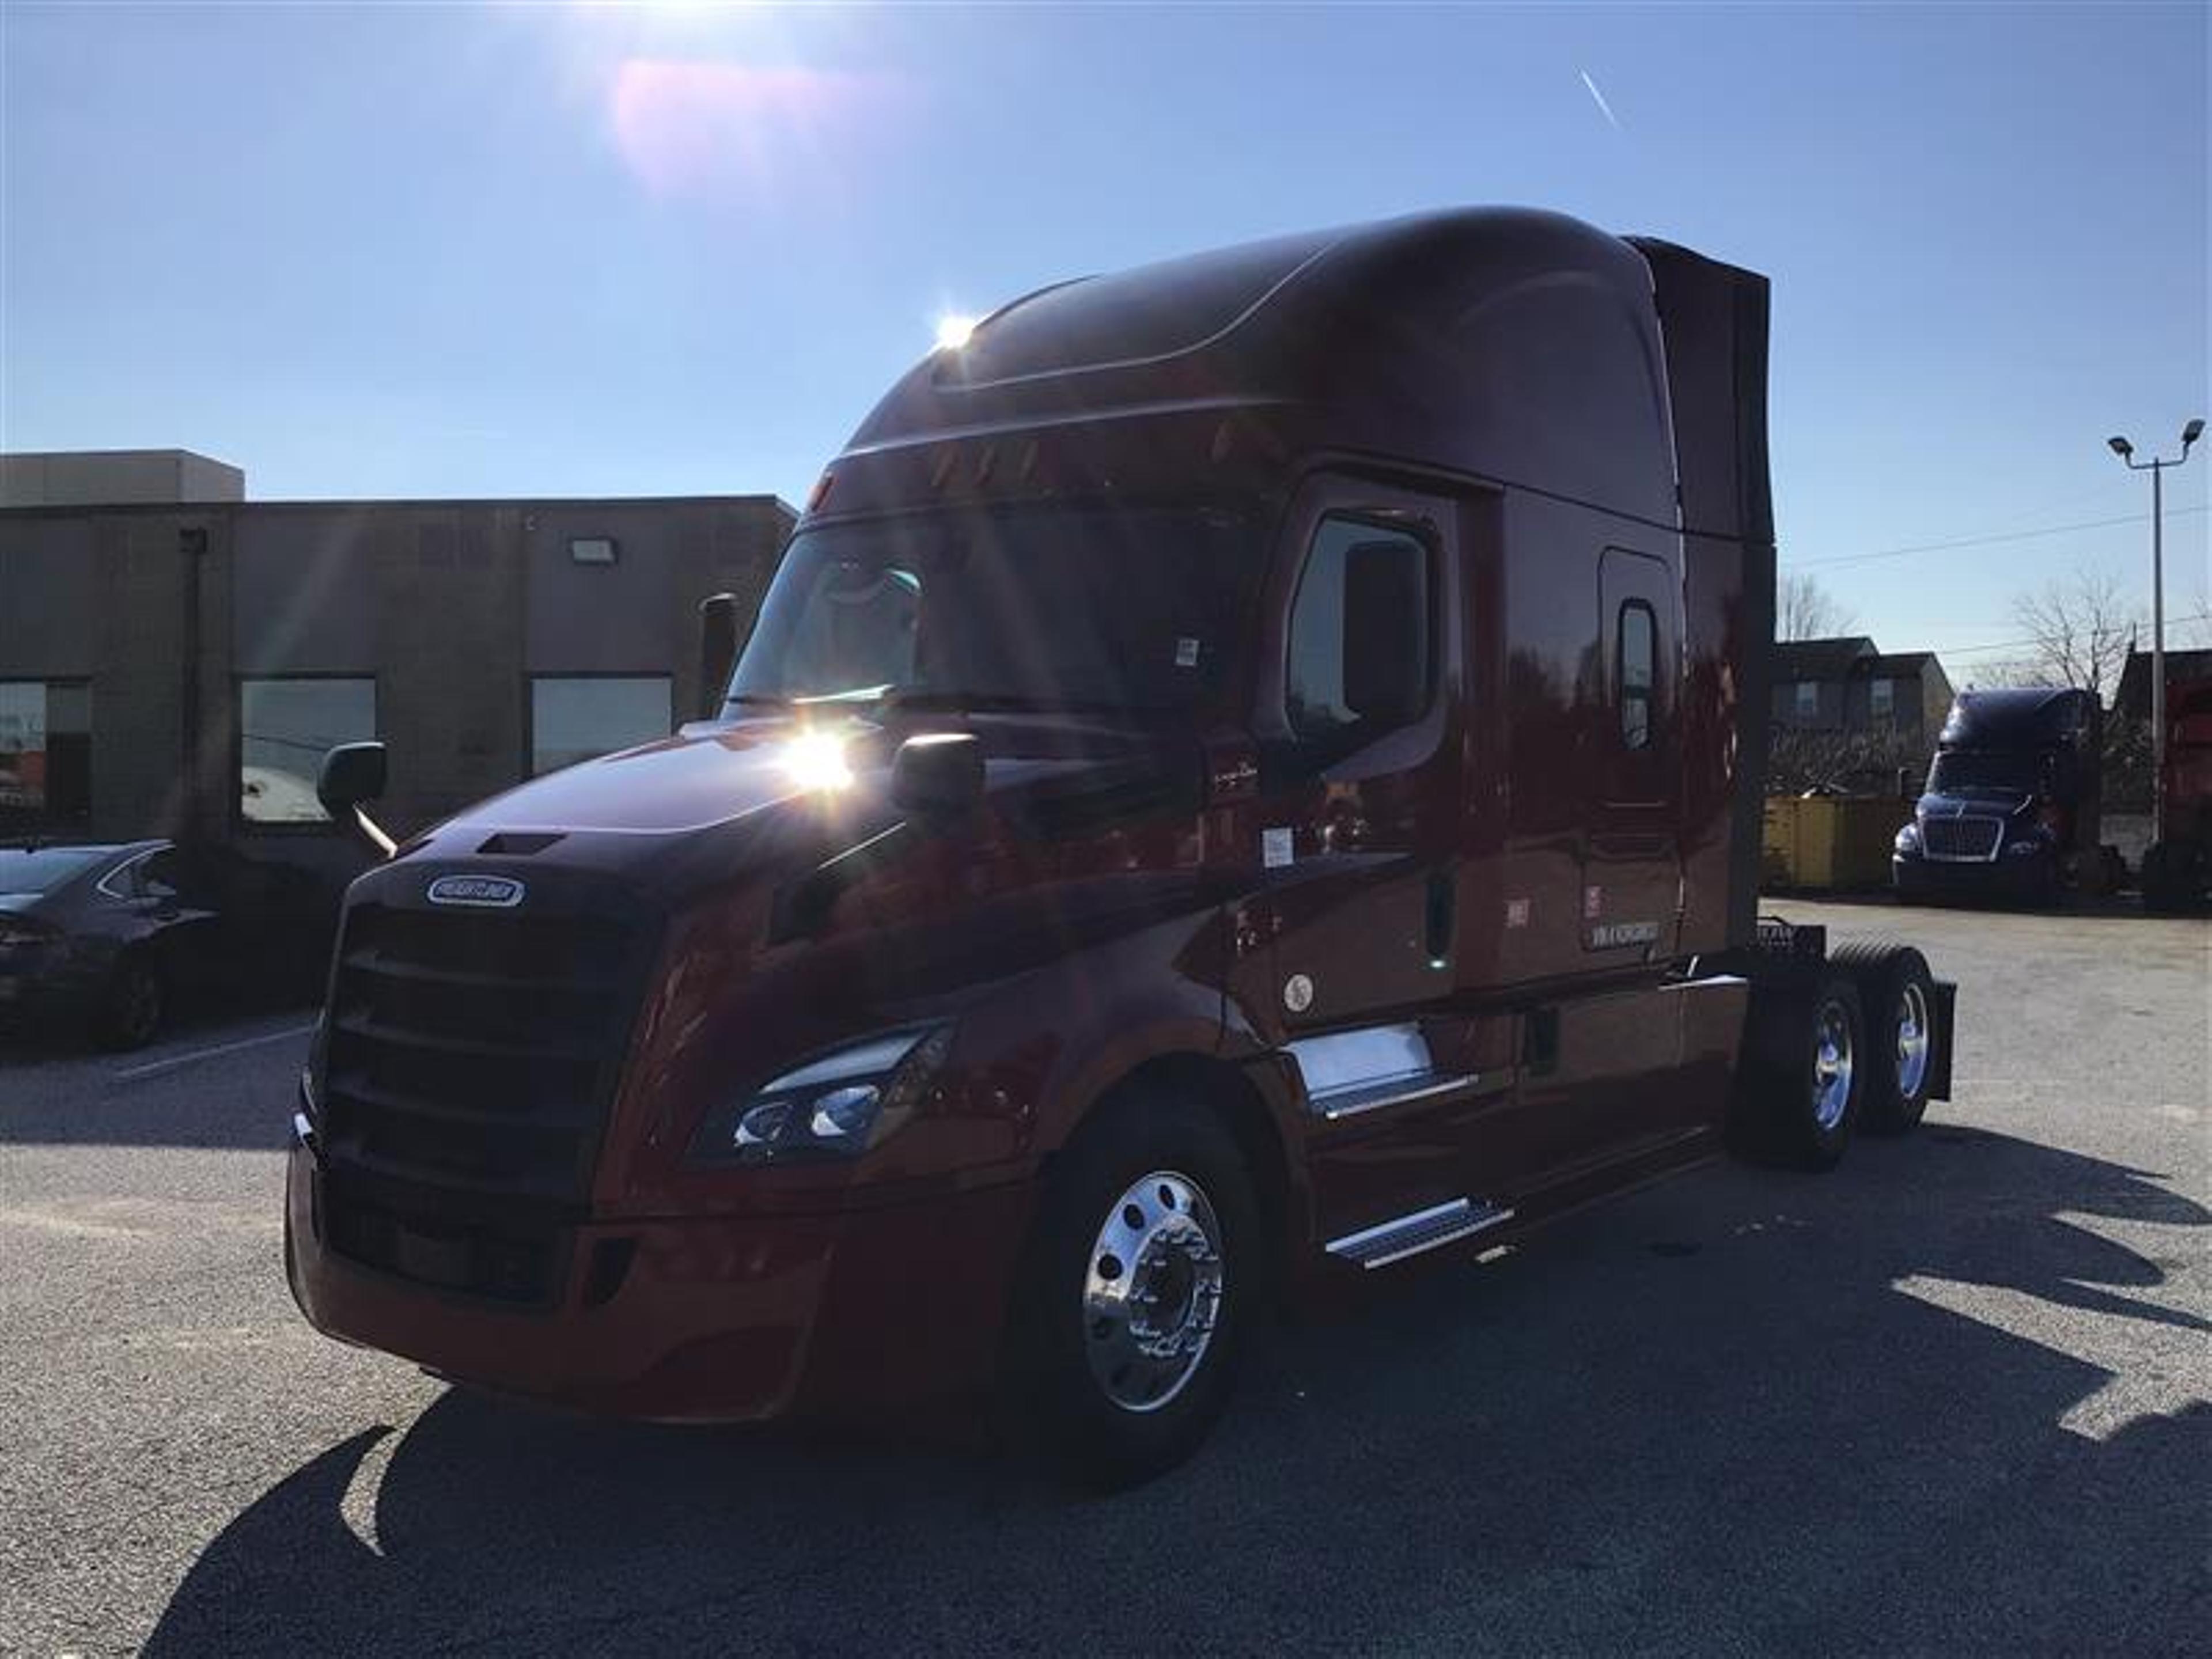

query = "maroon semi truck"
[288,209,1956,1484]
[2141,668,2212,911]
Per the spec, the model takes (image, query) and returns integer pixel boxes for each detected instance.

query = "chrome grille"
[1922,815,2002,862]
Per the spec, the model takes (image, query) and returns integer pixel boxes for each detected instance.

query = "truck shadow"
[146,1127,2209,1655]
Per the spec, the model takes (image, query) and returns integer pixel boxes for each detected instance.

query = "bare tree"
[1777,573,1855,642]
[2008,569,2139,700]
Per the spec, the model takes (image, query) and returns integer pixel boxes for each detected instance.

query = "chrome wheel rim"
[1895,982,1930,1100]
[1082,1170,1225,1414]
[1812,1001,1855,1131]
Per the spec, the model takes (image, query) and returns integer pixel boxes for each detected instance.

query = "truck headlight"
[695,1024,953,1165]
[1895,822,1920,853]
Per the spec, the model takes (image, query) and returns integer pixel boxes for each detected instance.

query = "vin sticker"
[1505,897,1531,929]
[1262,827,1294,869]
[1174,637,1202,668]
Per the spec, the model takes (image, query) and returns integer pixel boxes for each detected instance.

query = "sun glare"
[781,730,854,793]
[934,313,979,352]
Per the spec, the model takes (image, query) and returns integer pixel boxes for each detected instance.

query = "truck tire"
[1828,941,1936,1135]
[1738,974,1866,1171]
[1013,1095,1262,1490]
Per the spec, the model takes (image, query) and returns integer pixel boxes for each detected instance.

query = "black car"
[0,840,331,1048]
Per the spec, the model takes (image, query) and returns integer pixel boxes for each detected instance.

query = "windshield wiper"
[724,693,794,710]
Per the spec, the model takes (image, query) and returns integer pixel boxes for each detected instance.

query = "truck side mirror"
[1340,539,1427,729]
[891,732,984,816]
[698,592,741,719]
[317,743,386,816]
[317,743,396,858]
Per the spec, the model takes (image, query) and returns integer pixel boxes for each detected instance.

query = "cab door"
[1238,477,1517,1247]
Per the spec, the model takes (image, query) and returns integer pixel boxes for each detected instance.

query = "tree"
[1778,573,1855,642]
[2008,569,2138,701]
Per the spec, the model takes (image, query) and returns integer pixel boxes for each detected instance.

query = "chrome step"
[1325,1197,1516,1270]
[1308,1069,1486,1122]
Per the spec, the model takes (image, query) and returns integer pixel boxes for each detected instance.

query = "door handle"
[1424,870,1455,969]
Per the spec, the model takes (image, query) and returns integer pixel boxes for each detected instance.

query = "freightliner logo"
[425,874,527,909]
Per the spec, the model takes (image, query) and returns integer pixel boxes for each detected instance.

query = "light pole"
[2108,418,2205,839]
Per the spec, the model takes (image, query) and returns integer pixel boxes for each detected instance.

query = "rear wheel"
[1830,941,1936,1135]
[1014,1096,1260,1489]
[96,955,165,1051]
[1738,974,1865,1170]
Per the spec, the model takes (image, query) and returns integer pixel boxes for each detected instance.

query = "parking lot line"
[113,1022,316,1082]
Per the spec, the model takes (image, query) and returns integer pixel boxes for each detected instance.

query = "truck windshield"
[1928,751,2042,793]
[727,506,1253,717]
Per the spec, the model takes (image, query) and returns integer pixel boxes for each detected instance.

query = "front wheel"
[1015,1097,1261,1489]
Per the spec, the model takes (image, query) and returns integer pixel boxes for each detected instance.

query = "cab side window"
[1618,600,1656,751]
[1286,517,1433,745]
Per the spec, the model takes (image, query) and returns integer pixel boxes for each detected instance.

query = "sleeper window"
[1619,601,1656,750]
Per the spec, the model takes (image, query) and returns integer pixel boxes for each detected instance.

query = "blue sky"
[4,1,2206,671]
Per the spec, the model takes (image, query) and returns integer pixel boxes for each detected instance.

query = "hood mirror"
[892,732,984,817]
[317,743,396,858]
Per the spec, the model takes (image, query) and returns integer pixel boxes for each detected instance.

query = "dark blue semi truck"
[1893,687,2101,905]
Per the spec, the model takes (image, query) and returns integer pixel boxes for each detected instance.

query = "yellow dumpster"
[1762,795,1913,891]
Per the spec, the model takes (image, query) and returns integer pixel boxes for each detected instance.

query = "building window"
[240,678,376,824]
[1869,676,1895,722]
[1618,601,1657,751]
[531,676,672,775]
[1285,517,1433,743]
[1794,680,1819,721]
[0,680,92,828]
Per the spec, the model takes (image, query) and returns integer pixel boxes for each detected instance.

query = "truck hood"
[437,721,850,838]
[400,713,1205,909]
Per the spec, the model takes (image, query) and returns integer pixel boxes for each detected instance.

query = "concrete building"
[2,449,246,508]
[1770,635,1953,737]
[0,452,794,882]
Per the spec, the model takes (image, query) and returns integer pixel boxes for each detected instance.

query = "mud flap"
[1927,979,1957,1101]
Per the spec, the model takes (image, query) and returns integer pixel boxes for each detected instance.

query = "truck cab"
[1893,687,2100,904]
[286,209,1952,1484]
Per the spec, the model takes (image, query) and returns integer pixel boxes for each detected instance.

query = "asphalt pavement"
[2,901,2206,1656]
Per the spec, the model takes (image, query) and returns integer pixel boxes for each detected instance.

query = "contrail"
[1580,70,1622,131]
